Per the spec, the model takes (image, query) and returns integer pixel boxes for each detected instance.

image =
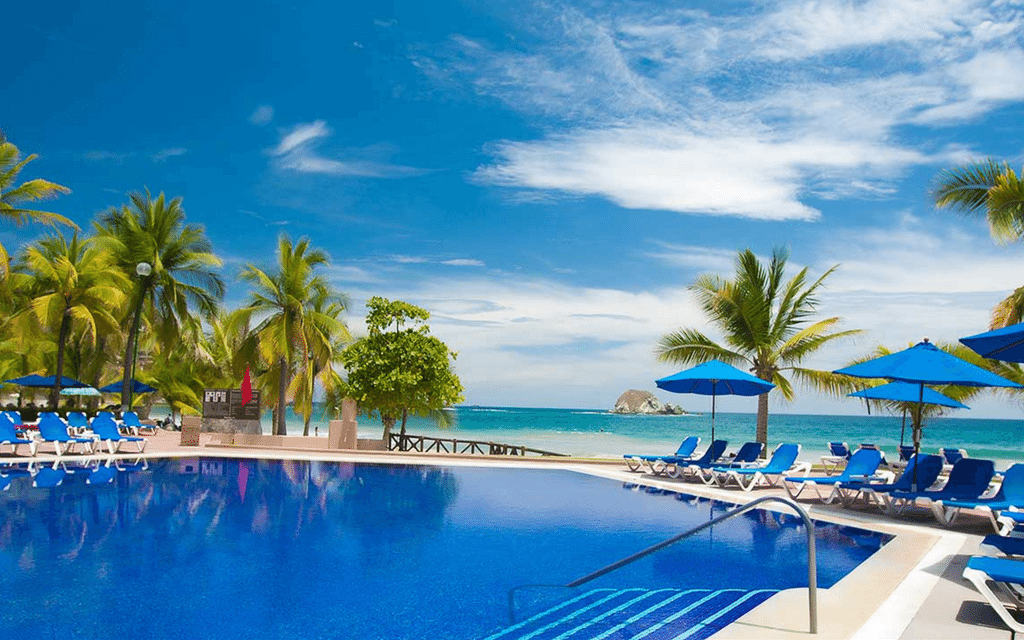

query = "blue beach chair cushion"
[842,454,944,495]
[91,414,146,454]
[940,447,968,466]
[963,556,1024,636]
[890,458,996,504]
[713,443,807,491]
[784,449,884,503]
[666,439,729,478]
[37,413,95,455]
[930,463,1024,527]
[0,414,34,448]
[624,436,700,463]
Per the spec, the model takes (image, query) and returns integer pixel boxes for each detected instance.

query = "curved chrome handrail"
[510,495,818,633]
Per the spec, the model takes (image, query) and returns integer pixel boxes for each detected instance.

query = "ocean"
[271,405,1024,468]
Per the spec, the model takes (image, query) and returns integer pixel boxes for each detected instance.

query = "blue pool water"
[0,458,888,639]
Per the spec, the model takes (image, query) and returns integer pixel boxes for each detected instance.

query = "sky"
[4,0,1024,417]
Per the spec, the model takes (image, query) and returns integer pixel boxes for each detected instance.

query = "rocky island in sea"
[610,389,688,415]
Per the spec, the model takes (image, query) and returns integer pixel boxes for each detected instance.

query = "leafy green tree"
[240,235,347,436]
[20,233,128,406]
[934,159,1024,327]
[657,248,858,451]
[341,297,464,446]
[95,190,224,409]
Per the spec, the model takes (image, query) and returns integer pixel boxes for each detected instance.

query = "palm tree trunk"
[50,306,72,409]
[303,414,311,437]
[756,393,769,454]
[121,289,146,411]
[277,355,288,436]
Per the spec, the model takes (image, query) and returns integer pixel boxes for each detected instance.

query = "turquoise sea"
[272,405,1024,467]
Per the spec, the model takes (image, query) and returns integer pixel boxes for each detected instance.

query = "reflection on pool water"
[0,458,889,639]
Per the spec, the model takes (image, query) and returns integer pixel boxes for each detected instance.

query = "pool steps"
[482,587,777,640]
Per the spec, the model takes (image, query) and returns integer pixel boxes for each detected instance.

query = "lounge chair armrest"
[790,462,812,475]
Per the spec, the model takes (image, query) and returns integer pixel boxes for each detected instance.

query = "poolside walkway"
[12,430,1019,640]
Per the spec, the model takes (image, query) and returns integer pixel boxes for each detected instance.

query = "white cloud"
[270,120,426,178]
[83,150,133,162]
[151,147,187,162]
[249,105,274,125]
[417,0,1024,219]
[440,259,485,267]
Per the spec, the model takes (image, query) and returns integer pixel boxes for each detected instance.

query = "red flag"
[241,367,252,405]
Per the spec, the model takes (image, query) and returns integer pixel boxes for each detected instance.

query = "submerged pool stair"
[481,587,777,640]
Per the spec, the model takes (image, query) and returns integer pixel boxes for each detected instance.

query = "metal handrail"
[509,495,818,633]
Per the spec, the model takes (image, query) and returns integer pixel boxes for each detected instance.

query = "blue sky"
[5,0,1024,417]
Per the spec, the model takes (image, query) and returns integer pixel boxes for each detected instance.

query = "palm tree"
[292,289,351,435]
[95,190,224,409]
[240,235,347,436]
[934,159,1024,328]
[656,248,859,450]
[20,233,128,406]
[0,132,75,229]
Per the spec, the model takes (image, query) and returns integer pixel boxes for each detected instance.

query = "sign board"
[203,388,261,420]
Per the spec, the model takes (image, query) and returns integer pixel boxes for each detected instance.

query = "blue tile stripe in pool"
[481,587,777,640]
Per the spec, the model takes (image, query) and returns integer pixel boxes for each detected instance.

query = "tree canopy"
[341,297,464,443]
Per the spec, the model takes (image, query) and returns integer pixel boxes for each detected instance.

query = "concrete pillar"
[328,399,358,449]
[180,415,202,446]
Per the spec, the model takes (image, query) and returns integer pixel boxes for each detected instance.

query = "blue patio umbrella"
[99,379,157,394]
[960,323,1024,363]
[835,339,1021,488]
[3,374,89,388]
[848,381,968,447]
[655,359,775,441]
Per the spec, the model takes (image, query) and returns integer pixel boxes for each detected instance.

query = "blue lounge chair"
[939,447,968,468]
[4,410,22,425]
[665,439,728,479]
[624,436,700,473]
[121,410,156,435]
[36,413,96,456]
[931,463,1024,528]
[820,442,850,475]
[697,442,764,484]
[889,458,996,515]
[783,448,885,504]
[981,533,1024,558]
[0,413,37,456]
[897,445,916,463]
[963,556,1024,638]
[66,411,90,434]
[837,454,944,509]
[712,443,810,492]
[90,414,147,454]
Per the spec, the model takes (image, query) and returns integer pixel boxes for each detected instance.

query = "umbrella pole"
[900,410,906,447]
[913,384,924,491]
[711,391,716,442]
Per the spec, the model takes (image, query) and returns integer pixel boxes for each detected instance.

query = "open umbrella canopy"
[848,381,969,409]
[59,386,102,397]
[3,374,89,388]
[960,323,1024,364]
[655,360,776,396]
[656,360,775,441]
[833,339,1022,388]
[99,379,157,394]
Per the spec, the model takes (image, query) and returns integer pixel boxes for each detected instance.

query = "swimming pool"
[0,458,888,638]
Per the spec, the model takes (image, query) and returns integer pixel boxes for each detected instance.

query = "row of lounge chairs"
[625,438,1022,530]
[626,436,1024,636]
[821,441,968,472]
[0,411,147,457]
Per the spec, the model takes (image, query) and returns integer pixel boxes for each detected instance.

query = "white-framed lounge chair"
[696,442,764,484]
[665,439,729,479]
[90,414,146,454]
[939,447,969,472]
[712,443,809,492]
[783,448,885,504]
[820,442,850,475]
[837,454,944,510]
[0,413,37,456]
[963,556,1024,638]
[66,411,90,434]
[36,413,96,456]
[888,458,996,516]
[623,436,700,473]
[931,463,1024,529]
